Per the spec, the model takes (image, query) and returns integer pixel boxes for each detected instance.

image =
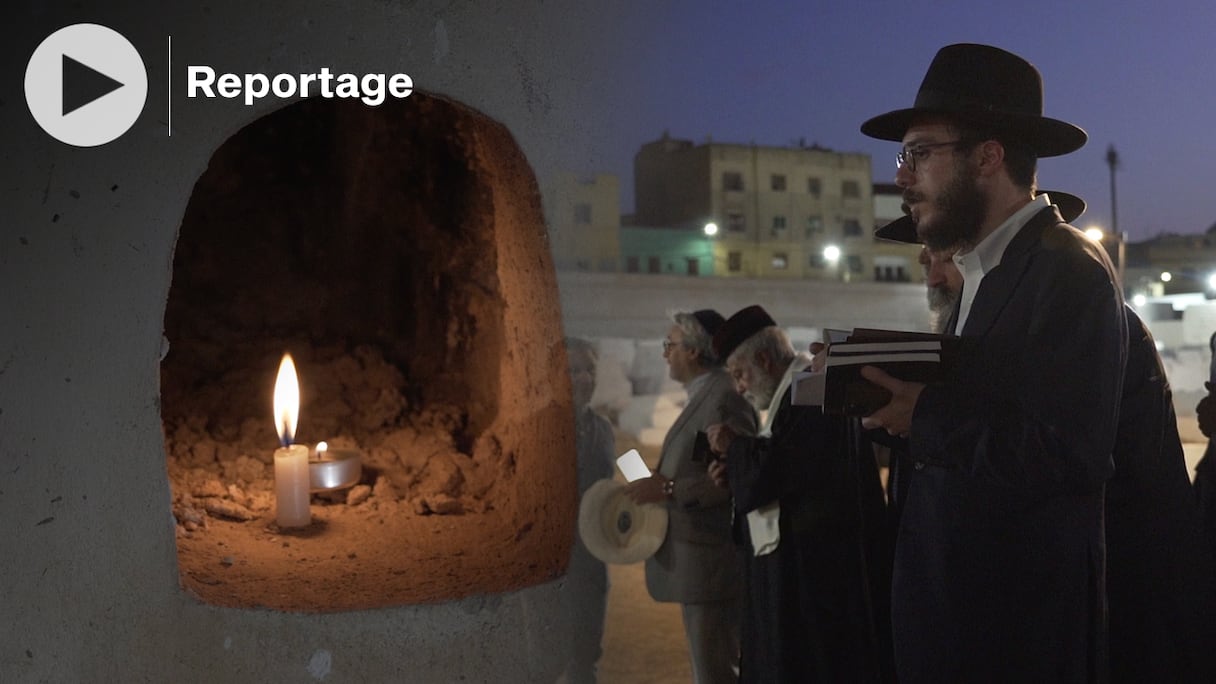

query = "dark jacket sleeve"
[725,389,849,514]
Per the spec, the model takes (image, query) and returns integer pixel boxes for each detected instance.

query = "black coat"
[726,386,892,683]
[897,206,1126,682]
[1106,308,1216,682]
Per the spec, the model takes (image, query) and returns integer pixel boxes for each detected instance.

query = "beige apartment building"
[633,133,921,282]
[544,171,622,272]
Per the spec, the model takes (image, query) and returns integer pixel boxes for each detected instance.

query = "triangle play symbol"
[62,54,124,116]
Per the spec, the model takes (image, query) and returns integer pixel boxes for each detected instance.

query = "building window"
[808,252,826,269]
[723,172,744,192]
[728,251,742,273]
[647,256,661,274]
[686,258,700,276]
[771,174,786,191]
[874,265,909,282]
[771,215,787,236]
[727,212,746,232]
[807,177,821,197]
[874,257,911,283]
[846,255,864,273]
[806,215,823,236]
[842,180,861,198]
[842,218,863,237]
[626,256,639,273]
[772,252,788,270]
[573,203,592,224]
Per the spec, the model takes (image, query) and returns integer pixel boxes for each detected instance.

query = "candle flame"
[273,353,300,446]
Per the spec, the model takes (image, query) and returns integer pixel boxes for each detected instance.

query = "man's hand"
[810,342,827,372]
[706,423,735,454]
[858,366,925,437]
[708,459,729,489]
[624,473,669,505]
[1198,382,1216,438]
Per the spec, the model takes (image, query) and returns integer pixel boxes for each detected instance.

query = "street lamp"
[1082,225,1125,289]
[823,244,841,263]
[703,222,718,237]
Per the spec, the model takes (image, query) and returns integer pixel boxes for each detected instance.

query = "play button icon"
[25,23,148,147]
[62,54,126,116]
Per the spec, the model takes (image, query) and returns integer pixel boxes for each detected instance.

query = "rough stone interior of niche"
[165,340,505,521]
[161,338,522,603]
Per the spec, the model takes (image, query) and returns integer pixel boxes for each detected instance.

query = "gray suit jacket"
[645,367,757,604]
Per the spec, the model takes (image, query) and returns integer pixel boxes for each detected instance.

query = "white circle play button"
[25,23,148,147]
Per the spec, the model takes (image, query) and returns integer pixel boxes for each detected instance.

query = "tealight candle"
[310,441,363,492]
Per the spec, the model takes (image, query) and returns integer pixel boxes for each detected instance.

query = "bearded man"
[859,44,1126,682]
[879,194,1216,682]
[705,305,890,683]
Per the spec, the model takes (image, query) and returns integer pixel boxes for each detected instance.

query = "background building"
[544,172,622,272]
[632,132,920,282]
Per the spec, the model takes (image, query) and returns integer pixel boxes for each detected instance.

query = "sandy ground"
[597,562,691,683]
[592,435,692,683]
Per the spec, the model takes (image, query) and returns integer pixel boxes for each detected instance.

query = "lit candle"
[272,353,310,527]
[310,441,363,492]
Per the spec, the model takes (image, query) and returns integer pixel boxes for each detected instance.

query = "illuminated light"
[1132,293,1147,307]
[1160,271,1172,283]
[1208,273,1216,290]
[823,245,841,263]
[1084,227,1104,242]
[703,222,719,237]
[273,353,300,446]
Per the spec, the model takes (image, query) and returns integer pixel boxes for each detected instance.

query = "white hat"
[577,479,668,564]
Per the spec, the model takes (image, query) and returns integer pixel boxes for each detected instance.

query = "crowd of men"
[569,43,1216,683]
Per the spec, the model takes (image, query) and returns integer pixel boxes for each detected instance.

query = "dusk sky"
[582,0,1216,243]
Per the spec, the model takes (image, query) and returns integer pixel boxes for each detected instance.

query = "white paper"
[616,448,651,482]
[790,370,826,406]
[828,340,942,354]
[824,352,940,366]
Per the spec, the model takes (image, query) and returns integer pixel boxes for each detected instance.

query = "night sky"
[583,0,1216,243]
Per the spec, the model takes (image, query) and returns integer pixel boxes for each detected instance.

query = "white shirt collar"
[953,193,1050,332]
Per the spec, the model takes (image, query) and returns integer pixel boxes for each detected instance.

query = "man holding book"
[879,196,1216,682]
[704,305,891,683]
[857,43,1126,682]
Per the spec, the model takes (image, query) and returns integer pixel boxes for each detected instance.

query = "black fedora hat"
[713,305,777,361]
[861,43,1086,158]
[875,190,1087,244]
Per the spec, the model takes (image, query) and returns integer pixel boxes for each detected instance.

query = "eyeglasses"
[662,338,683,352]
[895,140,971,172]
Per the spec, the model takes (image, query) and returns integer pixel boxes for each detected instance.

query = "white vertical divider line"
[167,35,171,137]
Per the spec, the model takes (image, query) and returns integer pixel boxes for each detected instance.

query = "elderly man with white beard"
[705,305,891,683]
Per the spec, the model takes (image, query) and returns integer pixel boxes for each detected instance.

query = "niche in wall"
[160,93,575,612]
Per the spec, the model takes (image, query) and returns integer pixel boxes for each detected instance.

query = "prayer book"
[793,328,957,415]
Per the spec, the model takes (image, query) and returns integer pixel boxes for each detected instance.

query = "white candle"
[271,353,310,527]
[274,444,311,527]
